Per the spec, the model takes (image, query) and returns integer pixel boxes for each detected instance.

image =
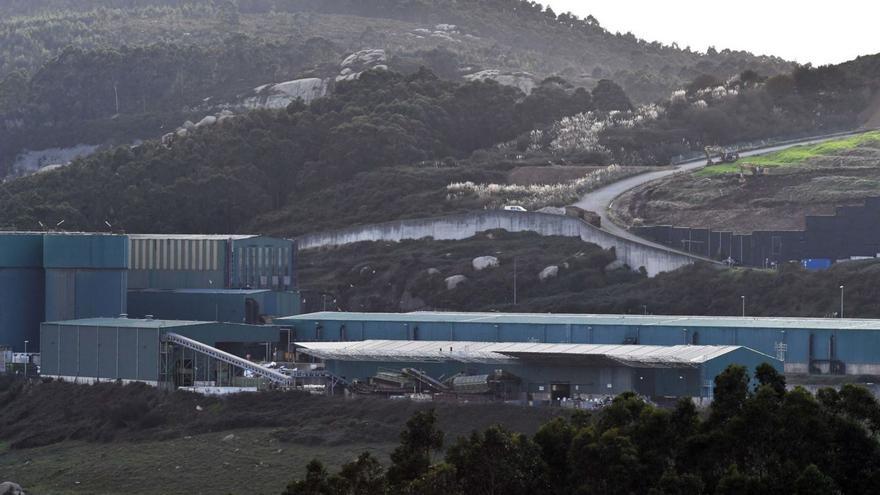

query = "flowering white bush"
[544,104,664,153]
[695,85,739,101]
[446,164,633,209]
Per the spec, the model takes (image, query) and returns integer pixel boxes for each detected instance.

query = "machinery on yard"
[704,146,740,165]
[738,162,766,177]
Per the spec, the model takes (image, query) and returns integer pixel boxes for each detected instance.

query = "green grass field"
[0,428,395,495]
[696,131,880,176]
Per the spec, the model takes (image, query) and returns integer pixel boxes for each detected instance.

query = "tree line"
[0,69,596,232]
[282,364,880,494]
[599,54,880,165]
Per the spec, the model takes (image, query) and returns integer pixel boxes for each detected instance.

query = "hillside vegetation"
[1,53,878,236]
[283,370,880,495]
[0,0,795,178]
[698,131,880,175]
[0,0,791,101]
[0,376,561,493]
[301,233,880,318]
[0,2,876,238]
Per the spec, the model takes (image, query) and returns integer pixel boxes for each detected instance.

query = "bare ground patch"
[612,146,880,232]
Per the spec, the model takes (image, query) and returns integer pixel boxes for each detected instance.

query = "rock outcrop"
[243,78,329,109]
[539,265,559,281]
[472,256,500,271]
[336,49,388,82]
[0,482,24,495]
[445,274,468,289]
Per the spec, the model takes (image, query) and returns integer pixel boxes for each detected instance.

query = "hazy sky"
[544,1,880,66]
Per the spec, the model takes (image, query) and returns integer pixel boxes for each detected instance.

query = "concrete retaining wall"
[297,211,714,276]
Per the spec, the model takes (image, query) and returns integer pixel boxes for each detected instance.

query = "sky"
[544,0,880,66]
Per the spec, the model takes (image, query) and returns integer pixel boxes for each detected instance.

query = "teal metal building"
[277,312,880,377]
[0,232,128,351]
[43,233,129,323]
[127,288,302,324]
[296,340,780,400]
[40,318,281,385]
[127,234,296,291]
[0,233,45,351]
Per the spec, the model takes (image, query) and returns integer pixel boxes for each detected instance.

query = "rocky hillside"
[0,0,792,102]
[0,0,796,176]
[298,230,626,313]
[299,231,880,318]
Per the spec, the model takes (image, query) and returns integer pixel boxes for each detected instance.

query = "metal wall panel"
[45,269,127,322]
[0,268,45,350]
[0,233,44,267]
[43,234,129,269]
[45,268,76,322]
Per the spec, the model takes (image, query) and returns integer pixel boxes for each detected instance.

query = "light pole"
[840,285,845,318]
[741,296,745,317]
[23,340,29,379]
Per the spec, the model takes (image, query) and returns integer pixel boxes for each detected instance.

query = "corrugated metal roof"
[128,288,272,295]
[279,311,880,331]
[127,234,257,240]
[44,317,213,329]
[296,340,749,367]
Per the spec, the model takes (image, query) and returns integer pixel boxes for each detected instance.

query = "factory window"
[771,236,782,256]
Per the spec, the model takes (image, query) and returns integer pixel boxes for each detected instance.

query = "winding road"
[572,132,868,245]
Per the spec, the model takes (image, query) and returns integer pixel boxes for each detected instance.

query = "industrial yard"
[2,228,880,402]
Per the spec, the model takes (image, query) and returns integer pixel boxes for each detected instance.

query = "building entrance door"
[551,383,571,402]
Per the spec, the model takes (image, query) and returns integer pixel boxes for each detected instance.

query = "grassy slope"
[1,429,390,495]
[697,131,880,176]
[0,378,563,494]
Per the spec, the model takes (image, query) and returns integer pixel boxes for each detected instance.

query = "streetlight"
[840,285,845,318]
[23,340,29,379]
[741,296,745,317]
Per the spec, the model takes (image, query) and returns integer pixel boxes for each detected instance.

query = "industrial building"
[40,318,282,387]
[0,232,128,351]
[127,288,301,324]
[295,340,779,401]
[0,231,301,352]
[127,234,297,291]
[43,233,128,323]
[277,312,880,377]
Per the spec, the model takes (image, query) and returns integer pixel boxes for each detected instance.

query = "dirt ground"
[612,145,880,232]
